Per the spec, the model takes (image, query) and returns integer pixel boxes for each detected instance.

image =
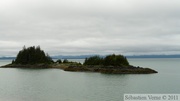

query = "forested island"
[1,46,157,74]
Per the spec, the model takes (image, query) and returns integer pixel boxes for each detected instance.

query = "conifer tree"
[14,46,53,64]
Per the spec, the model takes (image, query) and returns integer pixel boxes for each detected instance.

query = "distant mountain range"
[1,54,180,59]
[0,57,15,60]
[52,54,180,59]
[126,55,180,58]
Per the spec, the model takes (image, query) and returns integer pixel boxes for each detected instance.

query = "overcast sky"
[0,0,180,56]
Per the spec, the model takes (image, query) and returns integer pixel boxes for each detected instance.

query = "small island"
[1,46,158,74]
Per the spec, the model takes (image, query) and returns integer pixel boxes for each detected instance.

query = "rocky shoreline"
[1,46,157,74]
[1,64,158,74]
[64,65,158,74]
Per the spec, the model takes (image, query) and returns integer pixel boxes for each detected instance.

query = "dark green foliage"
[14,46,53,64]
[56,59,62,63]
[63,59,68,63]
[61,59,82,65]
[83,55,104,65]
[83,54,129,66]
[12,60,15,64]
[103,54,129,66]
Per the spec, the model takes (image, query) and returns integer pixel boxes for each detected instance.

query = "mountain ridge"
[1,54,180,59]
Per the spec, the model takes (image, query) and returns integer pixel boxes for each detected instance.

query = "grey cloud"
[0,0,180,56]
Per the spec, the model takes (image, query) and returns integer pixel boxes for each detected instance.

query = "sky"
[0,0,180,56]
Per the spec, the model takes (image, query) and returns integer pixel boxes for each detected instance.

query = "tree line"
[83,54,129,66]
[12,46,53,64]
[12,46,129,67]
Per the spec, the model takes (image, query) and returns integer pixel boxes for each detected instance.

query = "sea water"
[0,58,179,101]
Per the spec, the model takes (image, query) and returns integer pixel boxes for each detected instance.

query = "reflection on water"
[0,58,180,101]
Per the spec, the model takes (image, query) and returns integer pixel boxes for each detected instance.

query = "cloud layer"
[0,0,180,56]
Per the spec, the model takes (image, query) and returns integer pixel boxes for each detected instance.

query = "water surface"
[0,58,179,101]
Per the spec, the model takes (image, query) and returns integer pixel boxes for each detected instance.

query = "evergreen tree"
[63,59,68,63]
[83,54,129,66]
[56,59,62,63]
[14,46,53,64]
[83,55,103,65]
[103,54,129,66]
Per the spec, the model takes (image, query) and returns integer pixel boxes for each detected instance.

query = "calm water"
[0,58,180,101]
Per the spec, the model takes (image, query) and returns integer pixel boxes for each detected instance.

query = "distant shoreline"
[1,55,180,60]
[0,46,158,74]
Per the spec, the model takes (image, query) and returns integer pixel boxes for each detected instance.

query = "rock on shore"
[1,64,158,74]
[64,65,158,74]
